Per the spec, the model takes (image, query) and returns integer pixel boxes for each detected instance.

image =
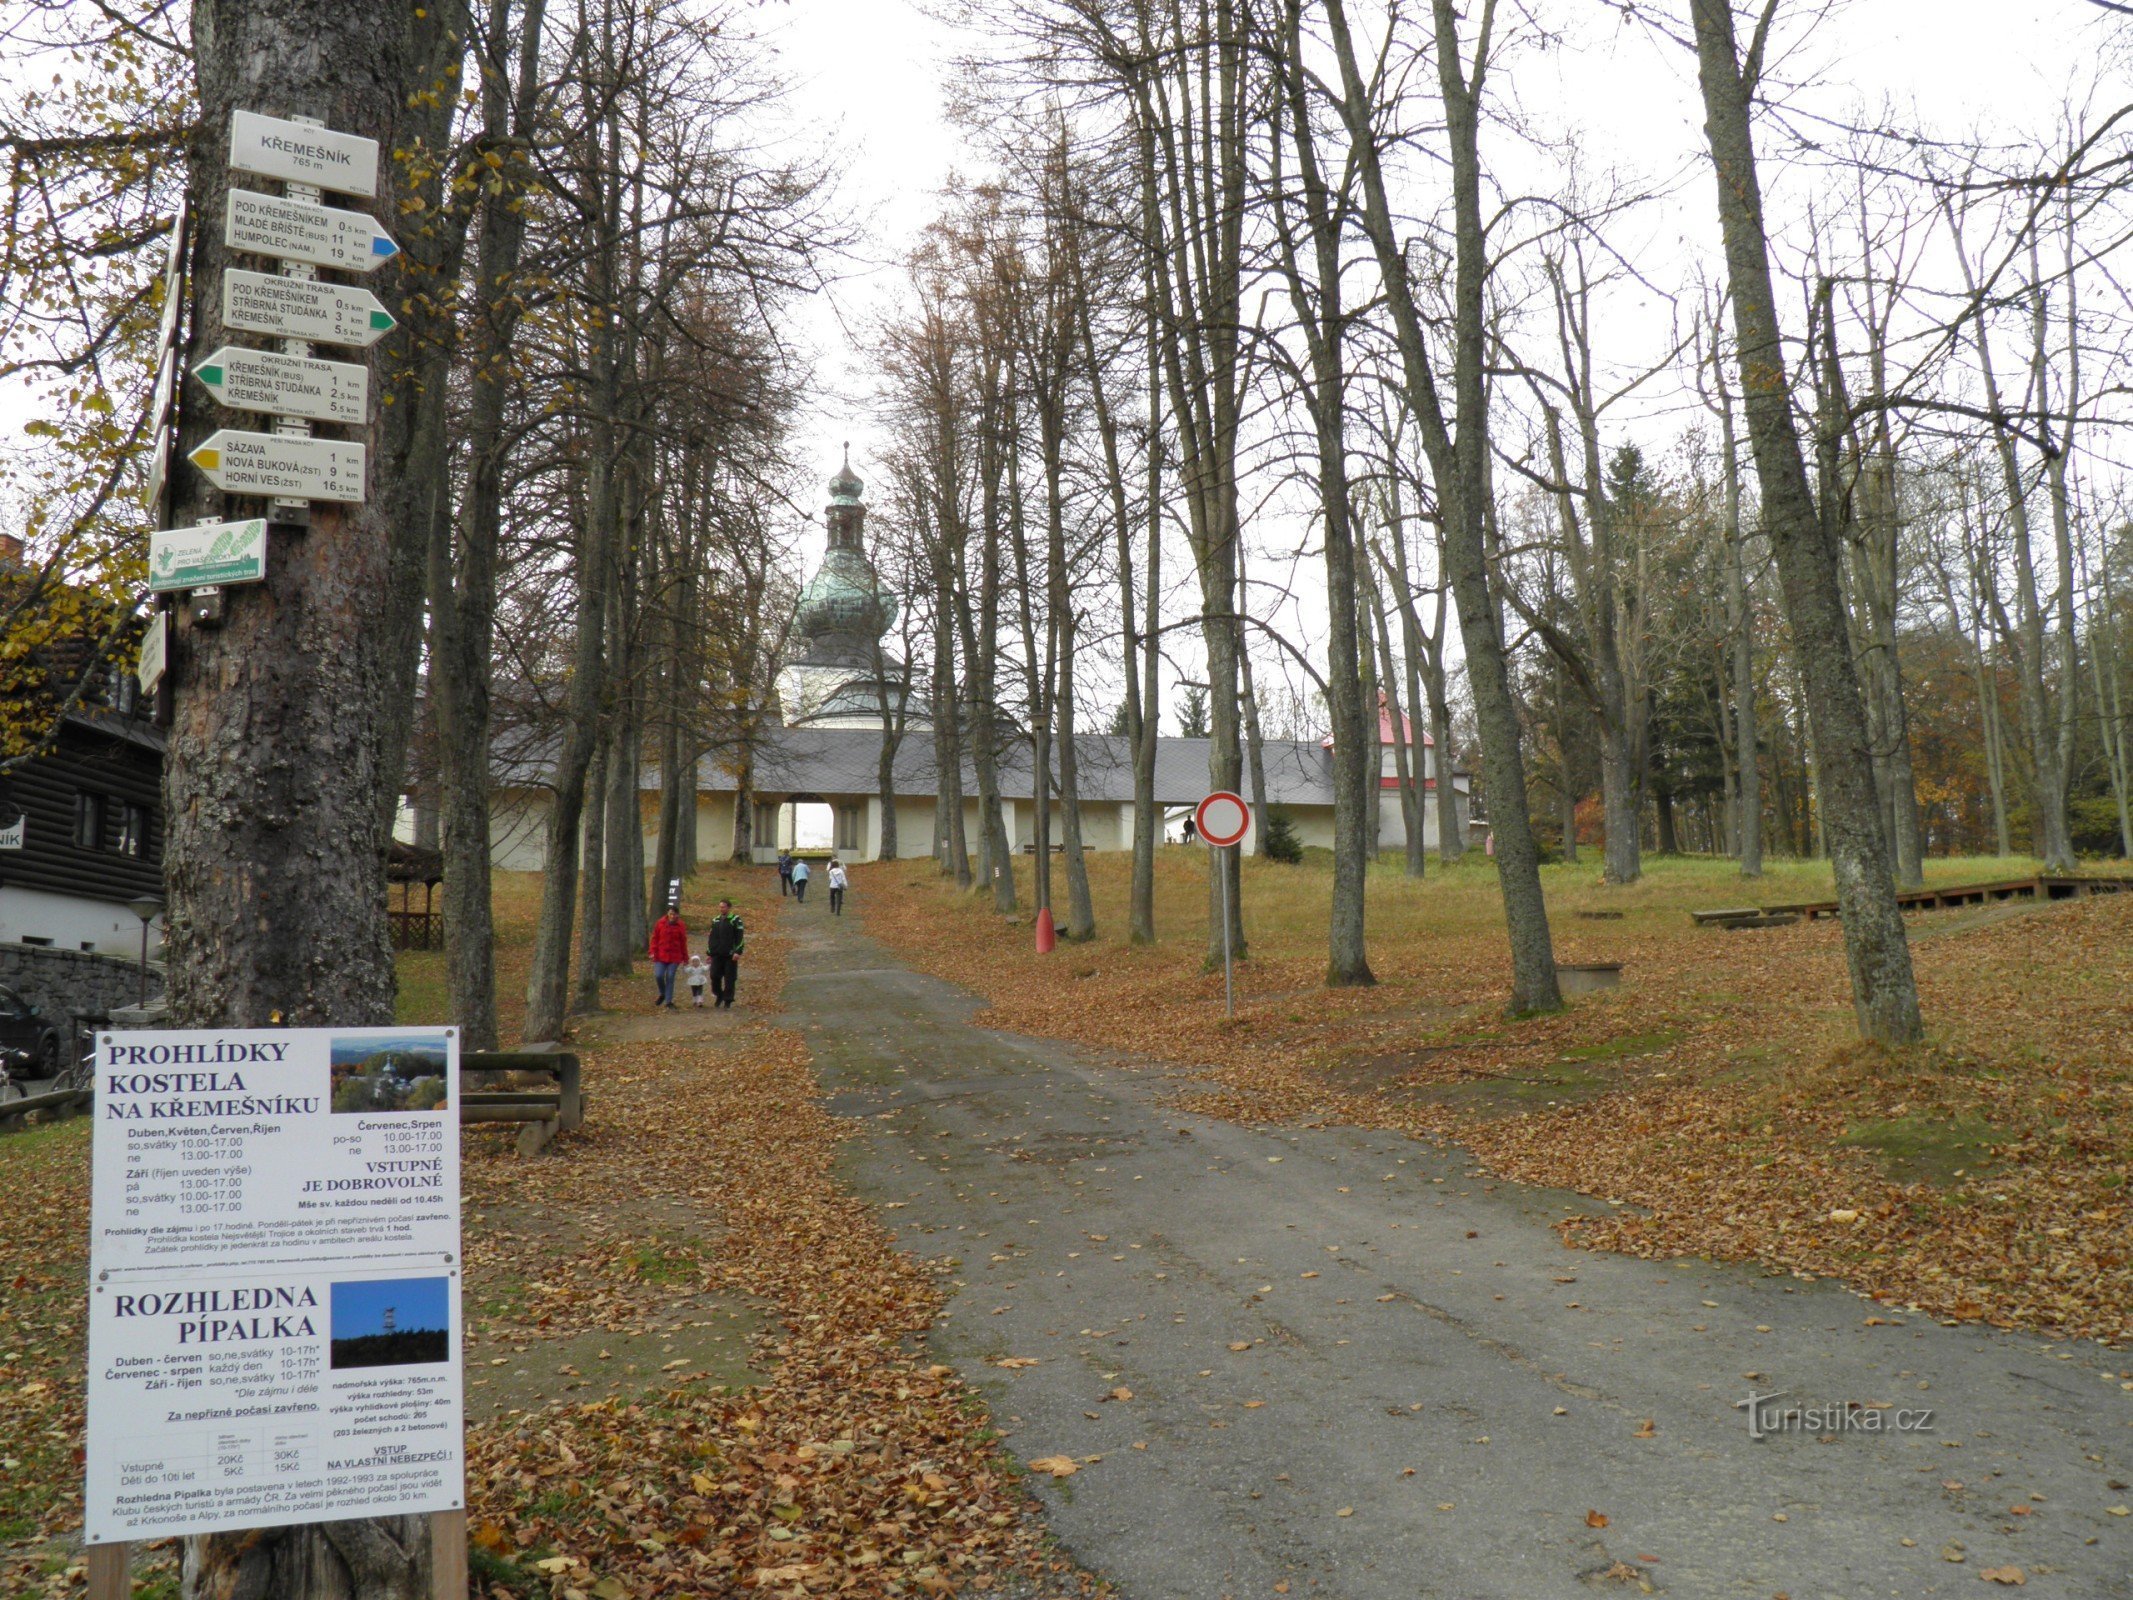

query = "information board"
[85,1026,464,1545]
[149,518,269,594]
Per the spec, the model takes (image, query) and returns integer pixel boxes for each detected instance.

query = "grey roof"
[694,726,1341,808]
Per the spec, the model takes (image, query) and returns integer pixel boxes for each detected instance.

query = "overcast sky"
[760,0,2118,723]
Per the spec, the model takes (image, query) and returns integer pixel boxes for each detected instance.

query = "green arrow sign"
[194,345,367,425]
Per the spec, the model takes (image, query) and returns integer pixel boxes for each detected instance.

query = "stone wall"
[0,941,163,1029]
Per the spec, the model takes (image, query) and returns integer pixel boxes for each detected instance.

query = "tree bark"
[1688,0,1921,1045]
[173,3,464,1594]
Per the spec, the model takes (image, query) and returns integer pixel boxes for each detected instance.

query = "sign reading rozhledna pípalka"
[85,1027,464,1544]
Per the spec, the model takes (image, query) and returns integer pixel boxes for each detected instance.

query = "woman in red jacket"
[648,908,689,1008]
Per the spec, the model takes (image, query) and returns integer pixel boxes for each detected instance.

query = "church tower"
[778,449,922,728]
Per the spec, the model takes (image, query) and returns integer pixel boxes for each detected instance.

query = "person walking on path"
[827,859,849,916]
[684,953,708,1008]
[791,857,812,902]
[648,906,689,1008]
[704,900,745,1008]
[777,850,794,897]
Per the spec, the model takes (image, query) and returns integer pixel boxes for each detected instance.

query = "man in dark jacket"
[776,851,794,897]
[704,900,745,1009]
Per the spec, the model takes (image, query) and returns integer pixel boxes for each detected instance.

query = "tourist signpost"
[101,104,430,1598]
[187,430,367,502]
[193,345,368,425]
[1195,791,1251,1016]
[222,270,395,347]
[227,108,380,196]
[224,189,400,273]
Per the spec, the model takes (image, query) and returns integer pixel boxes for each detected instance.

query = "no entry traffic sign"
[1195,790,1251,848]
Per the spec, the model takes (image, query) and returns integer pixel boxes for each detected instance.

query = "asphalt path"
[783,902,2133,1600]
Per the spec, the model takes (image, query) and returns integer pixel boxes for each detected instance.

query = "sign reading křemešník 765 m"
[148,519,269,593]
[86,1027,465,1544]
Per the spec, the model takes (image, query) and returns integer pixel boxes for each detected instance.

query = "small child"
[685,953,708,1008]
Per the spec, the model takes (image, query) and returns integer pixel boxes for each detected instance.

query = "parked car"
[0,984,67,1083]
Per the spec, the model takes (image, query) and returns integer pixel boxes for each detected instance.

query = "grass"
[857,843,2133,1342]
[1835,1112,2013,1187]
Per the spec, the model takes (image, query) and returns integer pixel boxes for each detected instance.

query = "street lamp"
[125,895,162,1010]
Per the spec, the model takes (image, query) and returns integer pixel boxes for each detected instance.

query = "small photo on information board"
[84,1026,464,1545]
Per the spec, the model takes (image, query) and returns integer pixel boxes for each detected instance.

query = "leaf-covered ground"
[857,850,2133,1351]
[0,869,1097,1598]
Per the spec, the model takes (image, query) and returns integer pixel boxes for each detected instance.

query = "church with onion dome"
[775,450,923,730]
[477,450,1472,866]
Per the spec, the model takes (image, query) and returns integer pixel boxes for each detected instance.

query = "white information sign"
[189,430,366,502]
[194,345,368,426]
[228,110,380,198]
[149,518,270,593]
[225,189,399,273]
[137,610,168,695]
[0,815,24,850]
[222,270,395,348]
[86,1026,464,1544]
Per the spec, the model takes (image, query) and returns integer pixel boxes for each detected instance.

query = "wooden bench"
[1690,906,1764,926]
[460,1044,583,1156]
[0,1083,92,1131]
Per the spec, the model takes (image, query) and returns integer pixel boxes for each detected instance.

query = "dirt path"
[784,900,2133,1599]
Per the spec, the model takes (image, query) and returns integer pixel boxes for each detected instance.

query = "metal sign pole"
[1220,845,1233,1017]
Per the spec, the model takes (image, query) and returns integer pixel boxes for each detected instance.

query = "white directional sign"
[141,197,189,515]
[225,188,398,273]
[222,270,395,348]
[149,517,270,593]
[188,431,366,502]
[193,345,367,426]
[136,610,168,695]
[228,109,379,197]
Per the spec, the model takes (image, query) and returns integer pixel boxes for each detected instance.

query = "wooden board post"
[85,1541,128,1600]
[431,1507,467,1599]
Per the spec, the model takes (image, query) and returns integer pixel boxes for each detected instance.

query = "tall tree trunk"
[174,3,463,1595]
[1370,558,1424,877]
[928,537,971,885]
[1134,0,1247,967]
[370,9,473,851]
[1273,3,1373,986]
[1689,0,1921,1044]
[1326,0,1558,1011]
[1237,545,1272,855]
[430,0,545,1057]
[1716,368,1763,877]
[573,729,609,1013]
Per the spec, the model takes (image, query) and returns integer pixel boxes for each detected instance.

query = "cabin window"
[117,802,149,858]
[73,791,104,849]
[753,802,778,847]
[835,804,863,852]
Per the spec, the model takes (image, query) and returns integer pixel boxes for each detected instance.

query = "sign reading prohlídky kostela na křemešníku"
[85,1027,465,1543]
